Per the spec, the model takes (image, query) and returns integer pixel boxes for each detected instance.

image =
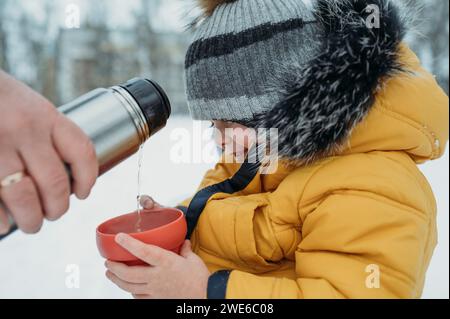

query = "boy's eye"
[209,122,215,128]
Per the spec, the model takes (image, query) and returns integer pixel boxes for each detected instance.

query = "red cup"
[96,208,187,265]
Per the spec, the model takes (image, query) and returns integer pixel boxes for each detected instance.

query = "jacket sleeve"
[209,184,433,299]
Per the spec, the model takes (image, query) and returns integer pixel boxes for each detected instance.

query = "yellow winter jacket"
[179,44,449,299]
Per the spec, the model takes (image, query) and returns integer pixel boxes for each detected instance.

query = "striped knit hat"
[185,0,321,122]
[185,0,406,165]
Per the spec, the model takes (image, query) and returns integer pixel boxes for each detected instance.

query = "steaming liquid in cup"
[136,145,144,232]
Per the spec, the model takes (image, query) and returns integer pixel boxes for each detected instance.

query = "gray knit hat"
[185,0,321,122]
[185,0,407,165]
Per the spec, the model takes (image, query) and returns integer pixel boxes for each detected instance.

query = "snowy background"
[0,0,448,299]
[0,116,448,299]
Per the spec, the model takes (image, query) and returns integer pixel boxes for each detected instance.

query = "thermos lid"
[120,78,171,135]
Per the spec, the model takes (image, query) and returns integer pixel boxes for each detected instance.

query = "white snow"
[0,116,448,299]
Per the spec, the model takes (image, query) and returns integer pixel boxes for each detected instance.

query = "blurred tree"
[401,0,449,92]
[424,0,449,92]
[134,0,155,78]
[39,0,57,101]
[0,0,10,72]
[15,0,57,100]
[86,0,114,86]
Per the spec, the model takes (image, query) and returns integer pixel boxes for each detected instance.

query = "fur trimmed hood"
[196,0,448,166]
[251,0,406,165]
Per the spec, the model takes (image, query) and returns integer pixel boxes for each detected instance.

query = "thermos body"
[60,86,149,175]
[0,78,171,240]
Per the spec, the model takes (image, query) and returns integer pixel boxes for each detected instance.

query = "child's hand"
[139,195,162,210]
[105,234,211,299]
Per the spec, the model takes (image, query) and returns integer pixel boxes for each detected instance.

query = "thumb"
[180,240,193,258]
[140,195,162,210]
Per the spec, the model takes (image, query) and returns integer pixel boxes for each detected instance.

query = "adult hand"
[0,71,98,235]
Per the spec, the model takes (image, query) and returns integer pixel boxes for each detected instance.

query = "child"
[105,0,449,299]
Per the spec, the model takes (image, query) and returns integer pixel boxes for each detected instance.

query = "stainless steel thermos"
[59,78,171,174]
[0,78,171,240]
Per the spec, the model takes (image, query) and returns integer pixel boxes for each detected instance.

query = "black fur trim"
[247,0,406,166]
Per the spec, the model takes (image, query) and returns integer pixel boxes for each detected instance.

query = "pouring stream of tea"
[136,145,144,232]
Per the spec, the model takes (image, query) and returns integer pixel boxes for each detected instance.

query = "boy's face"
[212,120,256,159]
